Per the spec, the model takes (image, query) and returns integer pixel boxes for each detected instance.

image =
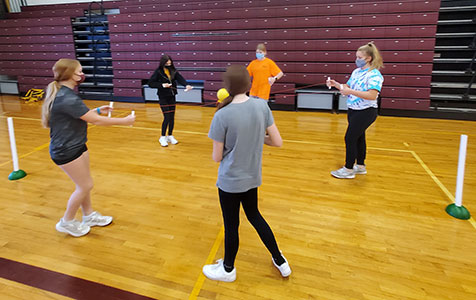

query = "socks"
[223,263,234,273]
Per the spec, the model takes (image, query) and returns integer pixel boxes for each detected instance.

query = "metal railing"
[462,24,476,101]
[7,0,27,13]
[87,0,106,85]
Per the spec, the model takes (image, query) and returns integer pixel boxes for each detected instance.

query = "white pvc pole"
[455,134,468,207]
[7,117,20,172]
[108,101,113,117]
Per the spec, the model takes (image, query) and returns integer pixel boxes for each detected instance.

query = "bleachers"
[107,0,440,108]
[0,0,441,110]
[0,15,74,93]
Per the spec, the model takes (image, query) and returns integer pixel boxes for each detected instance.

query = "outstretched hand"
[98,105,113,114]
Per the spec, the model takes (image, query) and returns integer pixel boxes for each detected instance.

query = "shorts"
[51,144,88,166]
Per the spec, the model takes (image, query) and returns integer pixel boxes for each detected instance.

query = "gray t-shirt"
[49,86,90,160]
[208,98,274,193]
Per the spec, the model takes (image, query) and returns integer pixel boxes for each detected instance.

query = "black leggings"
[344,108,378,169]
[159,96,176,136]
[219,188,282,269]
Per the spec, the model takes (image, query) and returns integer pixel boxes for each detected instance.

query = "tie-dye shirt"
[346,67,384,110]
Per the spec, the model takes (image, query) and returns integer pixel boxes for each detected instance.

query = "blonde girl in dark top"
[42,58,135,237]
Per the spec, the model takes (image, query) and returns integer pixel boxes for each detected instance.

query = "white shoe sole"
[82,218,113,227]
[55,222,90,237]
[330,172,355,179]
[202,266,236,282]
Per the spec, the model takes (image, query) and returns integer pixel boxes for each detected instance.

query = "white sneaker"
[167,135,178,145]
[331,167,355,179]
[56,218,90,237]
[202,259,236,282]
[159,136,168,147]
[273,253,292,277]
[82,211,113,227]
[353,165,367,175]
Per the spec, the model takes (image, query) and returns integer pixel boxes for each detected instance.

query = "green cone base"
[446,203,471,220]
[8,169,27,181]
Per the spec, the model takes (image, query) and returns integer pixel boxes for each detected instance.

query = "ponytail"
[41,58,81,128]
[358,42,384,70]
[42,81,60,128]
[216,65,251,111]
[216,95,233,110]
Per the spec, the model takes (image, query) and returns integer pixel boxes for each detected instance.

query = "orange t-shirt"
[247,57,282,100]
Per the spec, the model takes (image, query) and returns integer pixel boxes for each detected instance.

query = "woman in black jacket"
[149,55,192,147]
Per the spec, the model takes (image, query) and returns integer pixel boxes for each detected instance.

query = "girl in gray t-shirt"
[203,65,291,282]
[42,59,135,238]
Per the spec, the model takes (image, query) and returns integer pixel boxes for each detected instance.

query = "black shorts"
[52,145,88,166]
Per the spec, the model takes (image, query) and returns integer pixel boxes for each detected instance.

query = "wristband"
[96,107,101,114]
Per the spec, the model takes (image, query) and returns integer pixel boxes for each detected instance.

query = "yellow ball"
[217,88,229,103]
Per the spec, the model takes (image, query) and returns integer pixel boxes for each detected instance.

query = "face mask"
[256,53,265,60]
[355,58,367,68]
[75,73,85,84]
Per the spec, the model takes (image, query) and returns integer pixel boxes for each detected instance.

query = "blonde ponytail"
[41,58,81,128]
[358,42,384,70]
[42,81,60,128]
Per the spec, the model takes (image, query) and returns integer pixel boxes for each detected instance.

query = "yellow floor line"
[410,150,476,230]
[0,111,130,168]
[189,226,224,300]
[0,142,50,168]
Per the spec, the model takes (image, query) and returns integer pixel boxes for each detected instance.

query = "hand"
[268,76,276,86]
[340,85,352,96]
[123,114,136,126]
[326,79,339,89]
[184,85,193,92]
[162,83,172,88]
[98,105,113,114]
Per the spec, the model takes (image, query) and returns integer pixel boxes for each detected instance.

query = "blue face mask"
[355,58,367,68]
[256,53,265,60]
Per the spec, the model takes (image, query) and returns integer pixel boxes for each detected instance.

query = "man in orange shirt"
[247,44,284,100]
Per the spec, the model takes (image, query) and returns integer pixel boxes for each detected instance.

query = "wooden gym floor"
[0,94,476,300]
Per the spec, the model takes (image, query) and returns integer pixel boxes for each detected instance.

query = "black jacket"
[148,67,188,99]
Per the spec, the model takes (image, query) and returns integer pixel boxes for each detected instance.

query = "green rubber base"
[8,169,27,181]
[446,203,471,220]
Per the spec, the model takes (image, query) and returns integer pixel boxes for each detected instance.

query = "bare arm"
[274,71,284,80]
[212,140,224,162]
[80,110,135,126]
[268,71,284,86]
[341,88,379,100]
[327,79,379,100]
[264,123,282,147]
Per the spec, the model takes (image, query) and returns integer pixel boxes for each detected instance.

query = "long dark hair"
[159,54,176,77]
[217,65,251,110]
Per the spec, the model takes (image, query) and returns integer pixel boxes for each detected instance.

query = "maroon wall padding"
[0,0,441,110]
[108,0,440,108]
[0,16,74,93]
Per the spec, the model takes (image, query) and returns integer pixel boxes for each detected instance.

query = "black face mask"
[165,65,173,69]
